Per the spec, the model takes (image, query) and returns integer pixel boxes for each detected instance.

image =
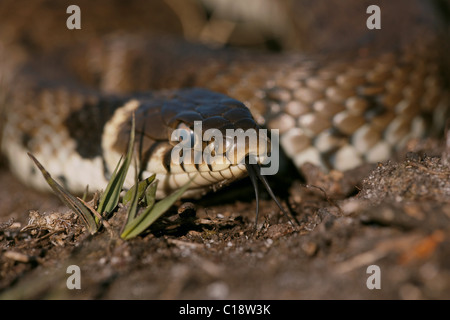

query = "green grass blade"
[124,162,140,225]
[97,115,135,216]
[96,155,122,214]
[27,153,98,234]
[82,185,89,202]
[144,179,158,209]
[123,174,156,207]
[120,177,194,240]
[121,180,158,238]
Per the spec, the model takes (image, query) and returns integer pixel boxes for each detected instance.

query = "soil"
[1,136,449,300]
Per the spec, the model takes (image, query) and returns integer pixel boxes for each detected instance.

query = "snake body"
[0,0,449,199]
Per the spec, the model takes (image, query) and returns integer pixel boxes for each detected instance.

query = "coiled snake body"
[0,0,449,202]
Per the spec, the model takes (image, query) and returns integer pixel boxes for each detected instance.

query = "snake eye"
[170,122,196,148]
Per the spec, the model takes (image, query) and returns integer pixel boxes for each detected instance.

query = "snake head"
[106,88,293,225]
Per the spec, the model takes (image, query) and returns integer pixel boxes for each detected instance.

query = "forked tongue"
[245,157,296,227]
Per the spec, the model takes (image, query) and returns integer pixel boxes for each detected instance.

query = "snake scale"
[0,0,449,205]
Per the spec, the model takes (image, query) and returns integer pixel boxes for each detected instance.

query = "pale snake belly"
[0,0,449,204]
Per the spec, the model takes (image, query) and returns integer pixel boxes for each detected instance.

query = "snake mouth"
[244,156,296,227]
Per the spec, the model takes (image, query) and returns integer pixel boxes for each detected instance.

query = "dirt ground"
[1,135,449,300]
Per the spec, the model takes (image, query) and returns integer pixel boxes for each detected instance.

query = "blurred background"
[0,0,298,53]
[1,0,446,61]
